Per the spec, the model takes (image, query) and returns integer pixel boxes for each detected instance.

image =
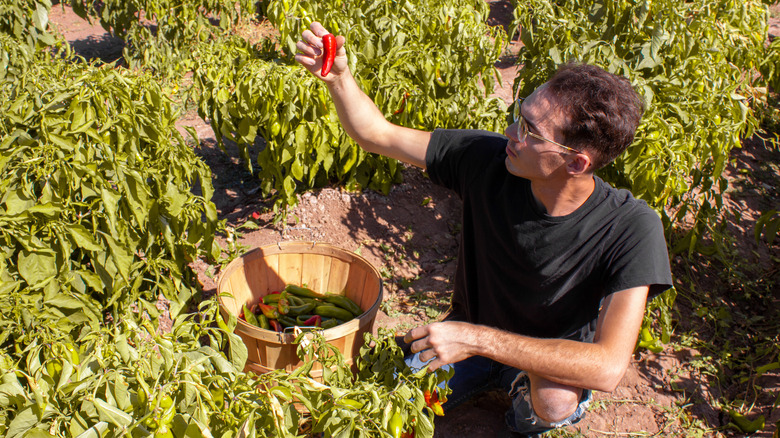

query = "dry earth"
[48,2,780,437]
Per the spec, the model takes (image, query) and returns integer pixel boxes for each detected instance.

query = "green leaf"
[17,249,57,288]
[228,332,248,371]
[99,232,133,283]
[5,405,38,437]
[73,421,109,438]
[66,224,103,252]
[93,398,133,427]
[3,190,35,215]
[32,3,49,31]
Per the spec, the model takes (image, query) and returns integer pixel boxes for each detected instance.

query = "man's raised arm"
[294,22,431,169]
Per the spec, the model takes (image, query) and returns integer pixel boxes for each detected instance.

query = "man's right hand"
[294,22,348,82]
[292,21,430,169]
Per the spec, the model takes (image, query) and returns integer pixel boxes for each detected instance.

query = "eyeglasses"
[513,97,583,155]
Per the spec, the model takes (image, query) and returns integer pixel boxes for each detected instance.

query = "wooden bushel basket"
[217,241,383,377]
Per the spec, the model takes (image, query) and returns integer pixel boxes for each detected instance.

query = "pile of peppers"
[238,284,364,332]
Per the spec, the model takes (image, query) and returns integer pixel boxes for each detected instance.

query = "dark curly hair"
[545,63,645,170]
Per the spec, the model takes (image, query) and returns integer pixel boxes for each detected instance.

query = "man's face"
[503,86,572,179]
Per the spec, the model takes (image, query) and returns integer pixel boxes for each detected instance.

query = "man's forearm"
[472,325,626,392]
[409,287,650,392]
[325,71,429,168]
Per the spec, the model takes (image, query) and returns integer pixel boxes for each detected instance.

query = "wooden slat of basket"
[326,257,350,294]
[362,272,381,313]
[345,265,368,305]
[278,252,304,286]
[244,254,270,305]
[265,253,285,293]
[301,252,331,293]
[227,265,250,315]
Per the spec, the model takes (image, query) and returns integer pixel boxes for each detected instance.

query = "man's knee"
[506,372,589,435]
[528,374,582,424]
[531,385,581,423]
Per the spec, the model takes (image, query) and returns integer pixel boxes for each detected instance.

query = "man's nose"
[505,122,518,141]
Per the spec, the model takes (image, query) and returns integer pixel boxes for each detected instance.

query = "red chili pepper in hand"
[321,33,336,77]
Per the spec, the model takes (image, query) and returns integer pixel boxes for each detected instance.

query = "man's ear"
[567,153,592,175]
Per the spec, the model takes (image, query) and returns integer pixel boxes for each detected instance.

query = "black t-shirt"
[425,129,673,341]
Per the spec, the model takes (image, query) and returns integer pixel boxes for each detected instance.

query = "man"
[296,22,673,437]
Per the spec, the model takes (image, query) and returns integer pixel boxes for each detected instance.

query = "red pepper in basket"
[321,33,336,77]
[303,315,322,327]
[269,319,283,332]
[257,302,279,320]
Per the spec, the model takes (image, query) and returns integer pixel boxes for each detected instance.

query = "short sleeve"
[426,129,509,197]
[602,208,673,300]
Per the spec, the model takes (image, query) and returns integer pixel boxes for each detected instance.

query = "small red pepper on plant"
[321,33,336,77]
[424,389,445,416]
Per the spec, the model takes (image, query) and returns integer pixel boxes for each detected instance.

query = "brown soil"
[49,3,780,437]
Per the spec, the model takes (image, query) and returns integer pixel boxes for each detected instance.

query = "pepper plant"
[0,0,61,80]
[195,0,507,216]
[0,55,221,322]
[66,0,254,77]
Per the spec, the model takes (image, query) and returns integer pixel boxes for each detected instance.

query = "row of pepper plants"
[193,0,508,217]
[0,1,451,437]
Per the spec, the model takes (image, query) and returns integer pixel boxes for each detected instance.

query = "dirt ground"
[49,3,780,437]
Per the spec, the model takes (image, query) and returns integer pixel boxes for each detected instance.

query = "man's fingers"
[309,21,328,38]
[296,39,321,57]
[427,357,445,372]
[403,325,429,344]
[411,338,432,354]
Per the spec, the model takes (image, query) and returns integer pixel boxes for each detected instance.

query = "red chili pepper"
[423,390,432,406]
[251,211,260,220]
[269,319,283,332]
[424,389,444,416]
[303,315,321,327]
[257,303,279,320]
[321,33,336,77]
[393,92,409,115]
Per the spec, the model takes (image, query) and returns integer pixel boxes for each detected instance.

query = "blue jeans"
[406,353,592,435]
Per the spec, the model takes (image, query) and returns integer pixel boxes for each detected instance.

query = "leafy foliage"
[0,55,221,329]
[194,0,507,216]
[0,0,57,50]
[0,0,62,80]
[67,0,255,76]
